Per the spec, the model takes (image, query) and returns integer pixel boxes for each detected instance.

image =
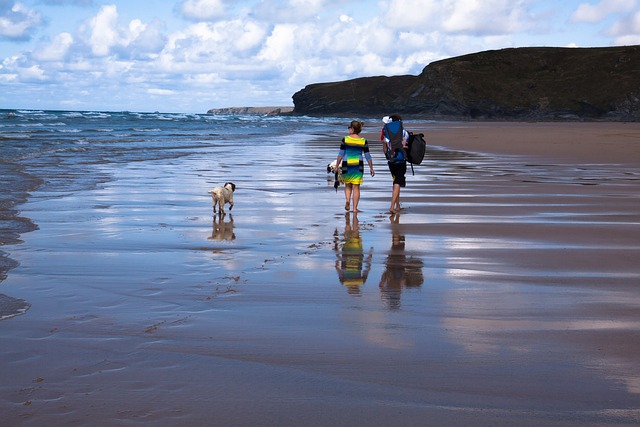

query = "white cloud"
[80,5,166,59]
[572,0,636,23]
[125,19,166,58]
[147,88,176,95]
[43,0,93,5]
[607,9,640,43]
[184,72,223,84]
[571,0,640,45]
[32,32,74,61]
[442,0,534,35]
[127,19,147,43]
[0,1,43,39]
[102,58,133,76]
[289,0,324,12]
[613,33,640,44]
[257,24,297,63]
[383,0,441,28]
[252,0,329,22]
[374,0,536,36]
[20,64,47,81]
[179,0,226,21]
[158,19,267,74]
[87,4,120,56]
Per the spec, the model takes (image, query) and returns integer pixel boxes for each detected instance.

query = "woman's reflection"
[334,212,373,296]
[379,213,424,309]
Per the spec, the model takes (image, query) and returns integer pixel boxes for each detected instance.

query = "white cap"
[382,116,391,124]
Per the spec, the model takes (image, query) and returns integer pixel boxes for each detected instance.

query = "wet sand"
[1,122,640,426]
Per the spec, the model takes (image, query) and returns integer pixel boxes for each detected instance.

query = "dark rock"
[207,106,293,115]
[291,75,418,115]
[292,46,640,120]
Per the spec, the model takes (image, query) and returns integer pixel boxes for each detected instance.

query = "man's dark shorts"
[388,161,406,187]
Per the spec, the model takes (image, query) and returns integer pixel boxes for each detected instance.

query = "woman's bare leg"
[352,185,361,212]
[344,184,352,211]
[390,184,401,213]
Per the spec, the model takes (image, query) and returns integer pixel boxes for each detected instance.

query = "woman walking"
[336,120,375,212]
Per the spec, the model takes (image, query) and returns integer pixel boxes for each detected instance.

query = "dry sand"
[1,122,639,426]
[414,121,640,164]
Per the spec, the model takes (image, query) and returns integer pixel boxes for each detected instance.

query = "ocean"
[1,109,366,319]
[0,109,349,206]
[0,110,430,317]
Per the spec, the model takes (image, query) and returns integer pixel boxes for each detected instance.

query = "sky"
[1,0,639,113]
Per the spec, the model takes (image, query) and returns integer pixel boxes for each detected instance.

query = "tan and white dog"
[208,182,236,214]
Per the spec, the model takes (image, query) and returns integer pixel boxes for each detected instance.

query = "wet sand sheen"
[1,122,640,426]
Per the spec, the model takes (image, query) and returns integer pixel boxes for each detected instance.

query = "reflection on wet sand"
[334,212,373,296]
[208,214,235,241]
[0,293,30,321]
[379,213,424,309]
[0,253,29,321]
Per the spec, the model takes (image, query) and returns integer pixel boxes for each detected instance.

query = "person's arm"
[337,138,346,165]
[381,127,389,155]
[364,143,375,176]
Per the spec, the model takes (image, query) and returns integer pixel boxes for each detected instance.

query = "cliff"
[292,46,640,120]
[207,106,293,116]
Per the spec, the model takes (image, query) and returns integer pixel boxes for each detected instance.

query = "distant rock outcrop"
[206,106,293,116]
[292,46,640,120]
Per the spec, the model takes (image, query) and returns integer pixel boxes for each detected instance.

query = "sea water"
[0,109,350,203]
[0,108,354,224]
[4,109,443,322]
[0,109,359,319]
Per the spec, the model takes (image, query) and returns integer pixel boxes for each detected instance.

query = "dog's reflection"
[334,212,373,296]
[379,213,424,309]
[209,214,235,241]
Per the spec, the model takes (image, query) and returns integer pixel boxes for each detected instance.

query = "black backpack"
[405,132,426,175]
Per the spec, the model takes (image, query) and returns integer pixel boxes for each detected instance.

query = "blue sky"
[1,0,638,113]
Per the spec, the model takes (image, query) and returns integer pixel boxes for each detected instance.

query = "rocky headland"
[206,106,293,116]
[292,46,640,121]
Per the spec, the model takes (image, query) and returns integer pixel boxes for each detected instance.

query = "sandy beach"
[1,121,639,426]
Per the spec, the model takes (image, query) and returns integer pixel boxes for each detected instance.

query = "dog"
[327,160,343,192]
[208,182,236,214]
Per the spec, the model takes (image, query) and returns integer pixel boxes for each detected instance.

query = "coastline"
[0,162,41,320]
[1,120,639,425]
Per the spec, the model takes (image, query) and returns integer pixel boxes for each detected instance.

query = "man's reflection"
[379,213,424,309]
[334,212,373,296]
[209,214,235,241]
